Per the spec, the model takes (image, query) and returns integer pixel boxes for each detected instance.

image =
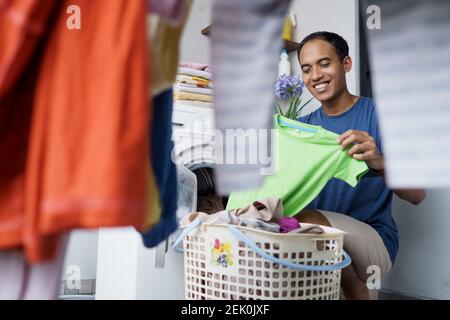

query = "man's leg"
[294,209,382,300]
[340,263,370,300]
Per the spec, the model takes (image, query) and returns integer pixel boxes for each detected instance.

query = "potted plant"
[274,74,313,120]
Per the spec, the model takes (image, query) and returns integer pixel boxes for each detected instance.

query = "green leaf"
[301,97,314,108]
[276,102,284,116]
[276,93,314,120]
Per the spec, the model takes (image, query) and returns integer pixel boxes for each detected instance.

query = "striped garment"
[211,0,292,195]
[363,0,450,188]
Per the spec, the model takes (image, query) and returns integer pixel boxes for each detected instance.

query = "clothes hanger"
[278,117,318,133]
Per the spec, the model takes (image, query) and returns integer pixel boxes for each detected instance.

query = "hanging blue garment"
[141,88,178,247]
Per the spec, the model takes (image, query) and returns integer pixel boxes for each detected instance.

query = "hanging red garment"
[0,0,153,263]
[0,0,59,96]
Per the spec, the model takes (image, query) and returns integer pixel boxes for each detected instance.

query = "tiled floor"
[58,281,427,300]
[378,289,425,300]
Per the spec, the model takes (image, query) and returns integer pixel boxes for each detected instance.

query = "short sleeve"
[369,100,383,153]
[334,157,369,187]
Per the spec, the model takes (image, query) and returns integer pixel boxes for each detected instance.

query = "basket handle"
[228,225,351,272]
[172,218,351,271]
[172,217,202,253]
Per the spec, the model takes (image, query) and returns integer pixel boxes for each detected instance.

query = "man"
[296,31,426,299]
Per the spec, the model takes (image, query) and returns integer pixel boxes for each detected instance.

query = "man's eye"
[302,68,311,73]
[320,63,330,68]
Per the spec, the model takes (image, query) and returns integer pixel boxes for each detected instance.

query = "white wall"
[382,190,450,299]
[179,0,211,64]
[62,230,98,280]
[289,0,360,116]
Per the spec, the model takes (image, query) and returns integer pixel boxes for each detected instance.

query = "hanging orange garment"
[0,0,154,263]
[0,0,61,252]
[0,0,59,96]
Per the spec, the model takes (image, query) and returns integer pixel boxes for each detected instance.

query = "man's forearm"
[369,156,427,205]
[392,188,427,205]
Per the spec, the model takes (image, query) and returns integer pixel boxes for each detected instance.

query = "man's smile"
[313,81,331,93]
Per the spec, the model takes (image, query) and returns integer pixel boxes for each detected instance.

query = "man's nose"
[311,67,323,82]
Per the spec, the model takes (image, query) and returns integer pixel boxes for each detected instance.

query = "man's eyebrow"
[301,57,331,68]
[317,57,331,63]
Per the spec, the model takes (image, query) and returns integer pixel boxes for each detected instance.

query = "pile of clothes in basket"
[181,197,325,235]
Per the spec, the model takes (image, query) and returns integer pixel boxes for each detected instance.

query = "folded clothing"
[178,67,212,80]
[176,75,212,88]
[179,61,212,72]
[174,82,199,89]
[174,100,214,108]
[175,83,213,95]
[174,90,213,103]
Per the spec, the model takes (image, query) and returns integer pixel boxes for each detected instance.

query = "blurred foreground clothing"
[142,88,178,247]
[0,0,154,263]
[141,1,192,247]
[211,0,292,195]
[362,0,450,188]
[0,235,68,300]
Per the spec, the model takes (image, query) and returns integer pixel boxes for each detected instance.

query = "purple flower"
[274,75,304,101]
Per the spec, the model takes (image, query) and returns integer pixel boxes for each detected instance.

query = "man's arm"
[338,130,427,206]
[369,157,427,205]
[391,188,427,205]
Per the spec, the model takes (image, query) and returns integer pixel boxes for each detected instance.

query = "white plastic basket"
[174,219,351,300]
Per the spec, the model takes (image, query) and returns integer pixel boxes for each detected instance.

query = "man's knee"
[294,209,332,227]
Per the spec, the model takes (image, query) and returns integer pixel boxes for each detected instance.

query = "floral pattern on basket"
[211,239,233,268]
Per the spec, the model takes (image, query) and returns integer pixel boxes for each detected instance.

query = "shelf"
[201,25,301,53]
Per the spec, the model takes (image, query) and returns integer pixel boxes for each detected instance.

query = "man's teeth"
[315,83,328,89]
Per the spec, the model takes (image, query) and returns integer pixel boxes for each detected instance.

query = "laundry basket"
[173,219,351,300]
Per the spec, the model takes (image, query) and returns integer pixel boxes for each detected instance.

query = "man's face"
[299,39,351,104]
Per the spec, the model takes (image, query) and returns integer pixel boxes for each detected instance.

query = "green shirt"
[226,114,369,216]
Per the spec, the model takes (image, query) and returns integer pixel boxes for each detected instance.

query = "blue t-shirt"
[298,96,398,264]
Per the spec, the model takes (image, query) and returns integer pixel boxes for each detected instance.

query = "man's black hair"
[298,31,349,61]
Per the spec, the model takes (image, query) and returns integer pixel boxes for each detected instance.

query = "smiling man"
[295,31,427,299]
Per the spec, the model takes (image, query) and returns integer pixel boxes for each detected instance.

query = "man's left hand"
[337,129,384,171]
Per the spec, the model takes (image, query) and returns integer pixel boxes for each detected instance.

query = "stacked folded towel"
[174,62,213,107]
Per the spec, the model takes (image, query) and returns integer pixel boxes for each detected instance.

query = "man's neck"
[322,90,359,116]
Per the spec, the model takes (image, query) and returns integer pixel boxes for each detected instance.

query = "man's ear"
[343,56,352,73]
